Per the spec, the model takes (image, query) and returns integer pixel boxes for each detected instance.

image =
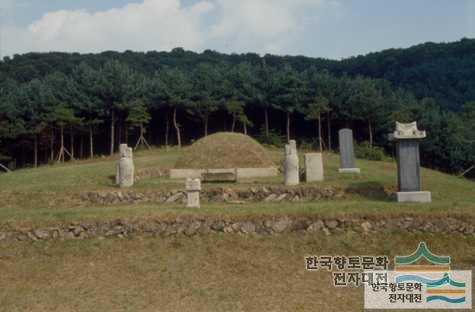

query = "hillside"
[0,147,474,311]
[0,147,474,226]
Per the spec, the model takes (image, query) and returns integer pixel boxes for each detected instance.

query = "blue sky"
[1,0,473,59]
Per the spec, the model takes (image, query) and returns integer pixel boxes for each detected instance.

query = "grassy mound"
[174,132,276,169]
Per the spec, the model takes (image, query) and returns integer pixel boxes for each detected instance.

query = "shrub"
[298,139,319,151]
[256,127,285,148]
[355,142,386,161]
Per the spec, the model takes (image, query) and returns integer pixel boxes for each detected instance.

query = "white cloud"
[3,0,210,55]
[208,0,326,54]
[2,0,336,56]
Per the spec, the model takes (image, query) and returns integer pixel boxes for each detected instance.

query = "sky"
[0,0,474,59]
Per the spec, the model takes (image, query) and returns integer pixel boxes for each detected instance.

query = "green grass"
[0,147,474,311]
[0,147,474,226]
[0,147,180,193]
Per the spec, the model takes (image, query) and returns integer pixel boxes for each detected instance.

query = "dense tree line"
[0,39,474,176]
[337,38,475,111]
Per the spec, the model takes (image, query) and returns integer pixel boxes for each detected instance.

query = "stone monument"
[116,144,129,185]
[305,153,324,182]
[389,121,431,203]
[338,128,360,173]
[284,140,299,186]
[117,145,134,188]
[186,178,201,208]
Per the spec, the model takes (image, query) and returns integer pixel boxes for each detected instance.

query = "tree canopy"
[1,38,474,175]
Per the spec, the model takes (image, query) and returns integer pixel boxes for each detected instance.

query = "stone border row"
[80,186,347,205]
[1,215,473,242]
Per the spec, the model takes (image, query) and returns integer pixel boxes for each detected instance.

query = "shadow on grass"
[345,181,393,201]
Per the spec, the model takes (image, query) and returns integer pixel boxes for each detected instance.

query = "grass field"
[1,232,474,312]
[0,233,475,311]
[0,147,474,226]
[0,147,474,311]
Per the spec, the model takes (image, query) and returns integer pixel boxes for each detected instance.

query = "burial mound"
[174,132,275,169]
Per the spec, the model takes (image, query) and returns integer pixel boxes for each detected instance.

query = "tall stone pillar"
[284,140,299,186]
[186,178,201,208]
[338,128,360,173]
[116,144,129,185]
[118,146,135,188]
[390,122,431,203]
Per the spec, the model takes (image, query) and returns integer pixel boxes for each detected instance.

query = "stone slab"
[169,169,205,179]
[170,168,278,180]
[202,169,237,183]
[236,167,278,180]
[338,168,360,174]
[305,153,324,182]
[397,191,432,203]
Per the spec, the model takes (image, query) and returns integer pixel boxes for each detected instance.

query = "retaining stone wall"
[1,215,473,242]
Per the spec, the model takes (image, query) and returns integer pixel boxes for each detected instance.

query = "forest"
[0,38,474,176]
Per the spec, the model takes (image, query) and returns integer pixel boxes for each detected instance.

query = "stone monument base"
[338,168,361,174]
[397,191,432,203]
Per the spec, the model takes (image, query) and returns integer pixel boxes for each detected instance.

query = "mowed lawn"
[0,147,474,226]
[0,232,474,312]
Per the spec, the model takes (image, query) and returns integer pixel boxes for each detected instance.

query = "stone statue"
[284,140,299,186]
[117,146,134,188]
[115,144,128,185]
